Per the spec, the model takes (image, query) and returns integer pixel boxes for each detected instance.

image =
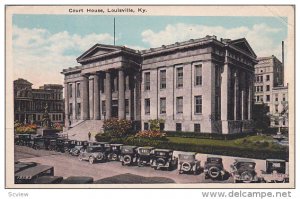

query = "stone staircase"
[63,120,104,141]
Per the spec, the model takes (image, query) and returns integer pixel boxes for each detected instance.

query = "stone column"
[221,52,231,134]
[94,74,100,120]
[234,71,239,120]
[81,75,89,120]
[64,83,69,127]
[241,72,246,120]
[248,75,253,120]
[118,69,125,119]
[89,76,94,119]
[72,84,76,120]
[105,71,112,119]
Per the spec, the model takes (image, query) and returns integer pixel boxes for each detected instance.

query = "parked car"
[32,137,50,150]
[231,159,260,183]
[55,138,68,153]
[107,144,123,161]
[15,164,54,184]
[78,146,108,164]
[204,156,225,179]
[64,139,76,152]
[61,176,94,184]
[261,159,289,183]
[34,176,64,184]
[69,141,88,156]
[136,147,155,167]
[48,138,58,151]
[151,149,178,170]
[120,145,138,166]
[178,152,201,175]
[15,161,38,174]
[16,134,32,146]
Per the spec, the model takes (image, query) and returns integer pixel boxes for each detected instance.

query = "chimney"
[282,41,284,85]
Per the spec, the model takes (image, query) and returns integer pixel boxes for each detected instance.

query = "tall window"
[176,123,182,132]
[125,99,129,115]
[266,95,270,102]
[76,83,81,97]
[102,100,106,115]
[266,85,270,91]
[275,105,279,113]
[176,67,183,88]
[194,95,202,114]
[283,94,286,101]
[69,84,72,98]
[176,97,183,114]
[195,64,202,86]
[145,99,150,115]
[194,124,201,133]
[266,75,270,81]
[159,123,165,131]
[160,97,166,114]
[144,123,149,130]
[77,103,81,116]
[69,103,73,115]
[113,76,118,92]
[160,70,166,89]
[275,94,279,101]
[144,72,150,90]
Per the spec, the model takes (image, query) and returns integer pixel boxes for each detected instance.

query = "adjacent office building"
[14,78,64,124]
[62,35,258,134]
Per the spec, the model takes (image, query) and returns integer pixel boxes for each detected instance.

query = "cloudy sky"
[12,15,288,87]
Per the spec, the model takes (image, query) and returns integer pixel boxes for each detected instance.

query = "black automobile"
[35,176,64,184]
[178,152,201,175]
[107,144,123,161]
[64,140,77,152]
[55,138,68,153]
[16,134,32,146]
[261,159,289,183]
[136,147,155,167]
[48,138,58,151]
[231,159,260,183]
[150,149,178,170]
[15,164,54,184]
[15,161,38,174]
[69,141,88,156]
[61,176,94,184]
[120,145,138,166]
[79,145,109,164]
[204,156,226,179]
[32,137,50,150]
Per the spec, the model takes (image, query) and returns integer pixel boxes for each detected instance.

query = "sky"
[12,15,288,87]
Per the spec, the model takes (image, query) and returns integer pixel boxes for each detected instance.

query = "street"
[15,145,287,184]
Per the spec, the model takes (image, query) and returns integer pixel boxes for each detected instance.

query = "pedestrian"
[88,132,91,141]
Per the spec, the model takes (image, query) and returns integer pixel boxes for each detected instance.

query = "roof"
[121,145,137,149]
[234,158,255,163]
[178,152,196,155]
[14,78,32,85]
[15,165,53,178]
[154,149,173,152]
[110,144,123,146]
[266,159,286,162]
[62,176,94,184]
[138,146,155,150]
[35,176,63,184]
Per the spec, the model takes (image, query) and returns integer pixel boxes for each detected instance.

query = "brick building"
[62,35,257,134]
[14,78,64,125]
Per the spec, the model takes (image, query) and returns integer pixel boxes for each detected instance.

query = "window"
[176,123,182,132]
[261,86,263,92]
[69,103,73,115]
[176,97,183,114]
[102,101,106,115]
[113,76,118,92]
[256,76,259,82]
[266,75,270,81]
[195,64,202,86]
[283,94,286,101]
[76,83,81,97]
[160,97,166,114]
[125,99,129,115]
[194,95,202,114]
[260,76,263,82]
[266,85,270,91]
[77,103,81,116]
[69,84,72,98]
[194,124,201,133]
[159,123,165,131]
[160,70,166,89]
[144,72,150,90]
[283,119,286,126]
[58,114,61,121]
[275,94,279,101]
[176,67,183,88]
[144,123,149,130]
[275,120,279,125]
[266,95,270,102]
[275,105,279,113]
[145,99,150,115]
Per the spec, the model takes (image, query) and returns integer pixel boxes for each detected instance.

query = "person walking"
[88,132,91,141]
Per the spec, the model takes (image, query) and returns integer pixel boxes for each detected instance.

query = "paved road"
[15,145,288,184]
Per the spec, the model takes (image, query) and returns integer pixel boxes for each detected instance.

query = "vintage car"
[34,176,64,184]
[261,159,289,183]
[69,141,88,156]
[107,144,123,161]
[15,164,54,184]
[48,138,58,151]
[16,134,32,146]
[204,156,225,179]
[64,139,77,152]
[136,147,155,167]
[231,159,260,183]
[78,146,108,164]
[55,138,68,153]
[150,149,178,170]
[15,161,38,174]
[120,145,138,166]
[61,176,94,184]
[178,152,201,175]
[32,137,50,150]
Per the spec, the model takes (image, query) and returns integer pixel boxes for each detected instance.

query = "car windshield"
[138,148,151,155]
[207,158,222,163]
[122,148,134,153]
[179,154,194,160]
[270,162,283,168]
[87,147,102,152]
[238,162,255,169]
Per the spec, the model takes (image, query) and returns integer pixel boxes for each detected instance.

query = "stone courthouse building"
[62,35,257,134]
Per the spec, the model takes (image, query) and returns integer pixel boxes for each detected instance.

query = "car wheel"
[123,155,132,165]
[89,157,95,164]
[208,166,221,179]
[240,171,254,182]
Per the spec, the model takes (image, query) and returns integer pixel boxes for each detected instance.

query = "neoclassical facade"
[62,35,257,134]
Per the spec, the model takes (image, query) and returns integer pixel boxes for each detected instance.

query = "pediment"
[229,38,257,58]
[76,44,120,63]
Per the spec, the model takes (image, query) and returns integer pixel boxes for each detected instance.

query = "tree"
[253,103,270,133]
